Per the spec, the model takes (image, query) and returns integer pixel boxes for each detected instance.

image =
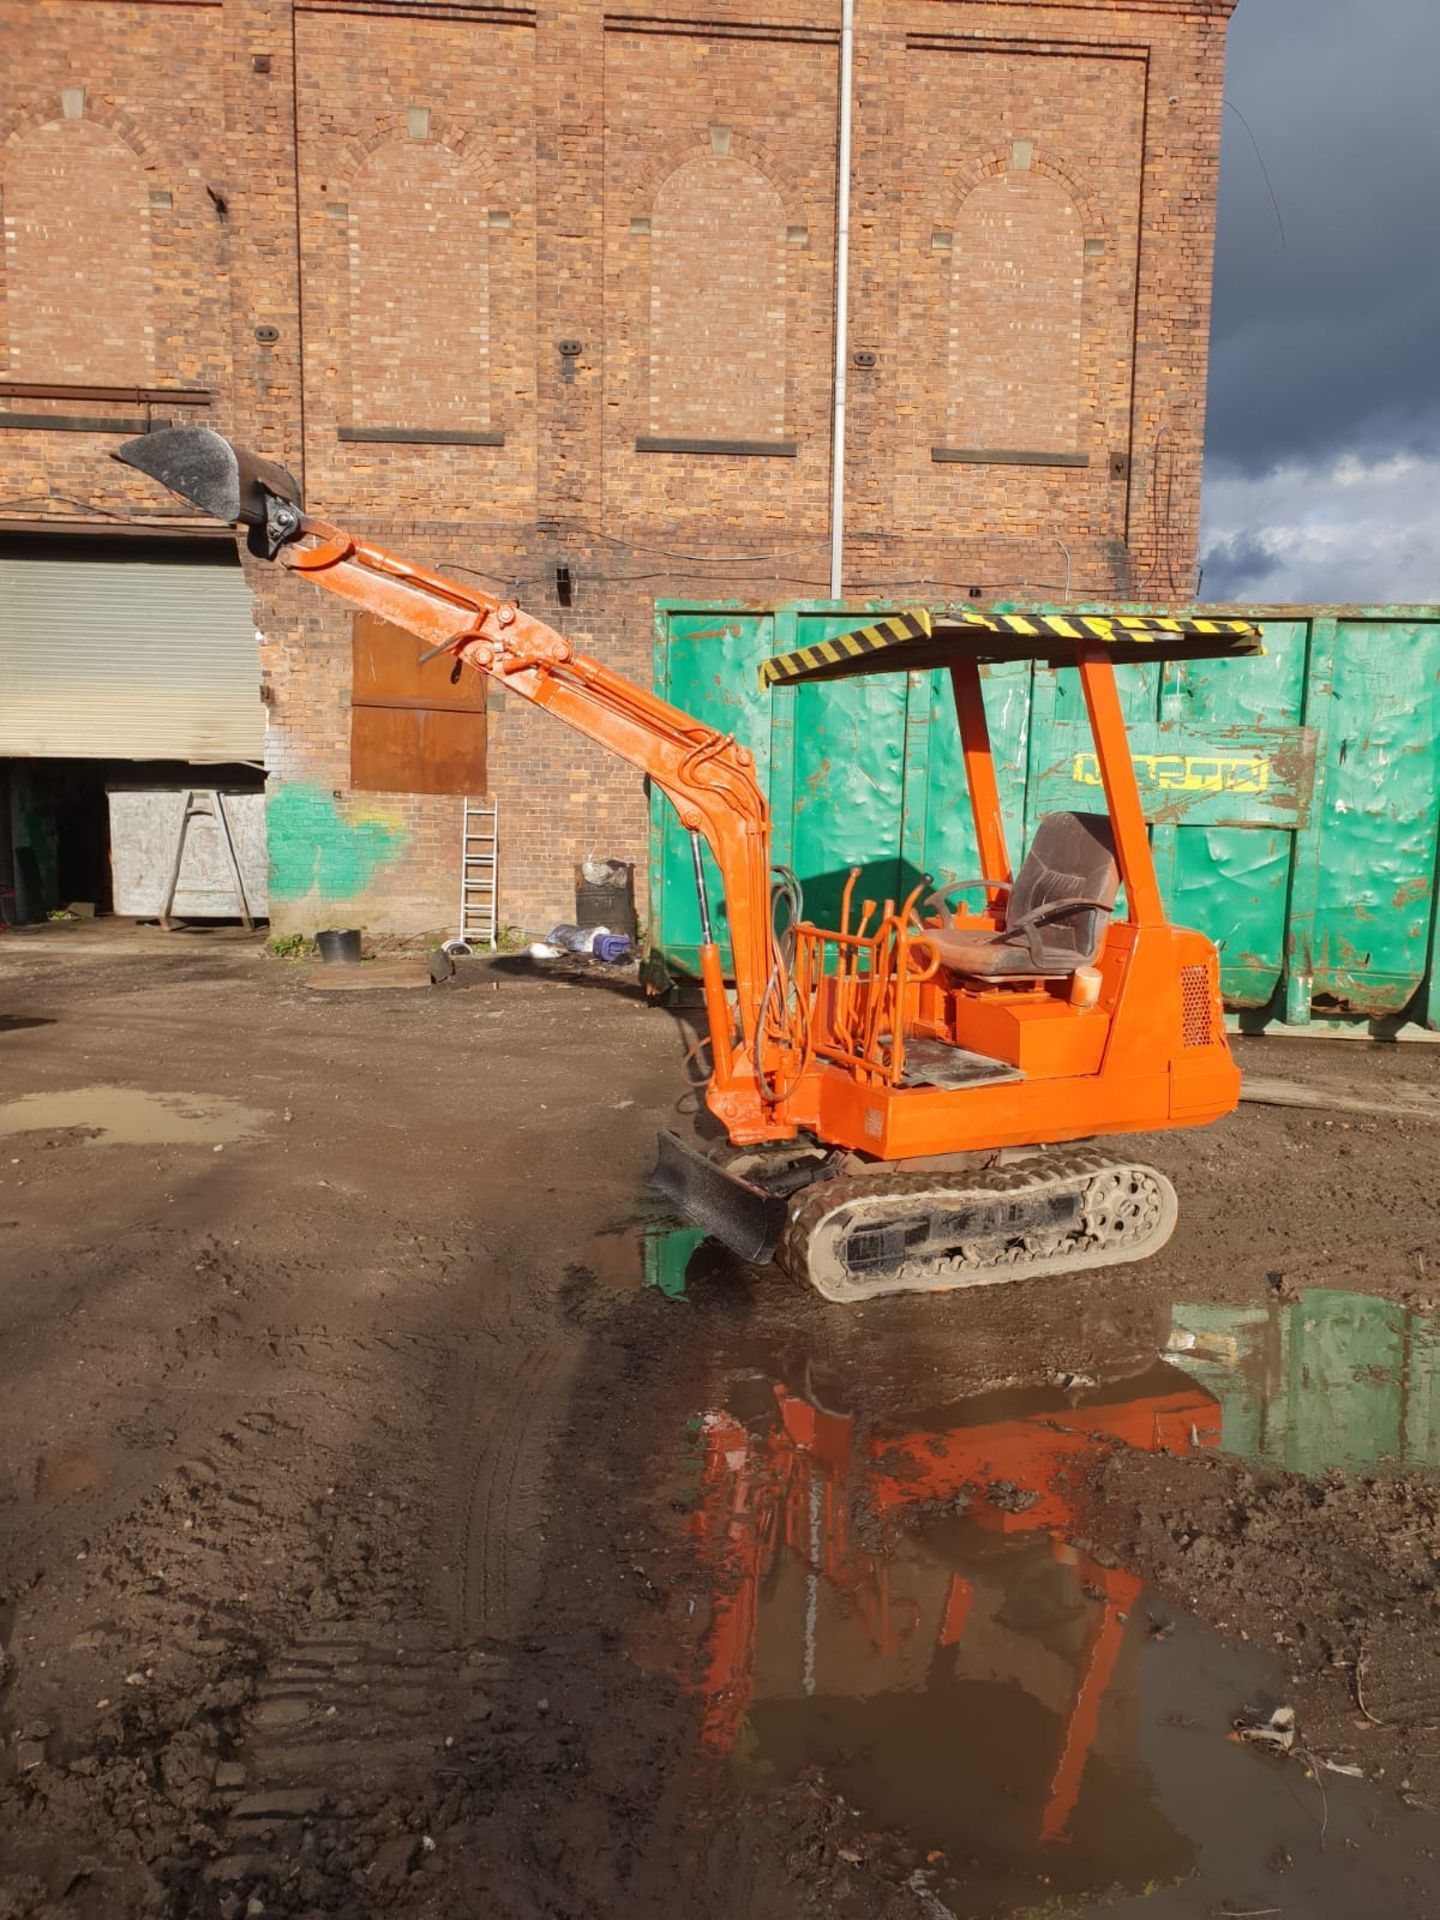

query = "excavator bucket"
[113,425,302,528]
[650,1130,788,1264]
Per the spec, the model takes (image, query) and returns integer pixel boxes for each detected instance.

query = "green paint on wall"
[267,783,407,903]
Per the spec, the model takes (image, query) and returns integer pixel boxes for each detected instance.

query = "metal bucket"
[576,861,638,941]
[315,928,362,965]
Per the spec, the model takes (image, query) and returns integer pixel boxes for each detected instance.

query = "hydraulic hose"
[754,865,812,1105]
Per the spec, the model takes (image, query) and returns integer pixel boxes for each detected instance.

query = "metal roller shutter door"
[0,549,262,761]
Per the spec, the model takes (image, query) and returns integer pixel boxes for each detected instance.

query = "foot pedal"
[899,1039,1025,1091]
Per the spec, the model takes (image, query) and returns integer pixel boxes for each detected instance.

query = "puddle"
[686,1355,1440,1917]
[1166,1287,1440,1472]
[0,1086,267,1148]
[35,1448,107,1500]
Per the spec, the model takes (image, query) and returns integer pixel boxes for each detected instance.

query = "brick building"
[0,0,1237,938]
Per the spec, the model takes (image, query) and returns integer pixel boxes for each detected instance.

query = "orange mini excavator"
[117,428,1260,1301]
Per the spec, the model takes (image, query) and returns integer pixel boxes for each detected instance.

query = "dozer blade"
[649,1130,789,1264]
[113,425,302,528]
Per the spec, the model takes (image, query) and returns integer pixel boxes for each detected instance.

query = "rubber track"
[779,1145,1169,1298]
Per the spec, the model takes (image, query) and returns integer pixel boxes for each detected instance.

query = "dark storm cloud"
[1206,0,1440,475]
[1197,0,1440,604]
[1198,530,1283,600]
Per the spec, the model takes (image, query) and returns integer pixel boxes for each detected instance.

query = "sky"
[1199,0,1440,604]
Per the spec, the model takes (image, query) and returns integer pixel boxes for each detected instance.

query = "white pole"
[829,0,855,601]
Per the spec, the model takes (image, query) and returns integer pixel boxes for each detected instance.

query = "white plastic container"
[1070,964,1102,1010]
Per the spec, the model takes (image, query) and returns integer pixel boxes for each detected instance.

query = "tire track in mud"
[202,1618,508,1911]
[203,1280,586,1911]
[1,1310,457,1916]
[451,1310,577,1641]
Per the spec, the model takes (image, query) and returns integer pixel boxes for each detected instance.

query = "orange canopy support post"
[937,1573,974,1648]
[1074,645,1165,927]
[1040,1560,1142,1843]
[949,659,1011,885]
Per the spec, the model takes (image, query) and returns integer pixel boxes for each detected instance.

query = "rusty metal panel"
[912,657,1032,889]
[785,609,910,935]
[650,607,777,974]
[1162,620,1310,1010]
[650,606,1032,979]
[1025,623,1315,1008]
[350,612,486,796]
[651,599,1440,1028]
[1032,719,1313,829]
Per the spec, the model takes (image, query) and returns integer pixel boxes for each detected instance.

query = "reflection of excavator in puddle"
[692,1367,1221,1850]
[118,428,1260,1301]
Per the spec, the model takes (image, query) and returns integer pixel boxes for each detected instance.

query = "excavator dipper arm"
[115,427,797,1152]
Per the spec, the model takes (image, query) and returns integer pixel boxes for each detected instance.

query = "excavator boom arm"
[115,428,786,1130]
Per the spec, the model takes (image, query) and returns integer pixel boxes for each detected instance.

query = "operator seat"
[920,810,1120,979]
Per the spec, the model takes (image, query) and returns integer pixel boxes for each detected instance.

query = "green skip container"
[648,600,1440,1035]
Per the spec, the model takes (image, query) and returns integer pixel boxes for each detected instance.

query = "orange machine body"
[260,519,1239,1161]
[714,645,1238,1153]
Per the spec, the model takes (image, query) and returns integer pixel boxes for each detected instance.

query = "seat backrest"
[1004,811,1120,961]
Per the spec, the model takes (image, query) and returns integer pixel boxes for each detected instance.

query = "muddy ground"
[2,922,1439,1919]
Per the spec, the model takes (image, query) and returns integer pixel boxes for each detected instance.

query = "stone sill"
[932,447,1090,469]
[339,426,505,447]
[0,412,152,434]
[635,436,797,458]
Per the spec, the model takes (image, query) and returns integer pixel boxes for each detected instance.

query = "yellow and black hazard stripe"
[953,611,1262,646]
[756,607,1263,689]
[1085,614,1262,641]
[757,607,933,689]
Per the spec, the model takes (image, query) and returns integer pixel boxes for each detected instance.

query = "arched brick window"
[349,141,489,430]
[2,120,151,381]
[947,171,1085,454]
[648,156,786,443]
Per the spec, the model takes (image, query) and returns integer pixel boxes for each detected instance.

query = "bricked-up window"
[349,144,489,431]
[947,172,1084,455]
[2,122,152,381]
[351,614,487,795]
[648,157,786,443]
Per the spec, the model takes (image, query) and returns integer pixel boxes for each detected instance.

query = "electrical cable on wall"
[1,494,1086,609]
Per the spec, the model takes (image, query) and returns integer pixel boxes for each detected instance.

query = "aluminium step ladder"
[159,790,255,931]
[454,796,499,952]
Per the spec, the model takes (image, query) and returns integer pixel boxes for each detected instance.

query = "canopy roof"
[757,607,1265,689]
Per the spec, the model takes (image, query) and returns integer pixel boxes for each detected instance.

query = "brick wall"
[4,118,154,383]
[648,153,788,443]
[947,171,1086,454]
[0,0,1237,938]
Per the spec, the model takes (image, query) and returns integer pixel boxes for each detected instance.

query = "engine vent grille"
[1181,964,1216,1048]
